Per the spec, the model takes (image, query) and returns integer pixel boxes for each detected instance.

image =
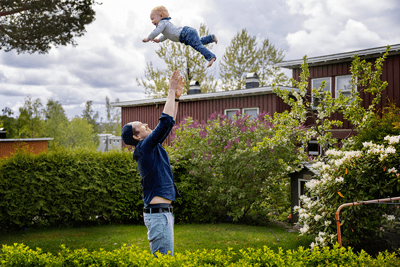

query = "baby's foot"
[207,57,216,68]
[213,34,218,44]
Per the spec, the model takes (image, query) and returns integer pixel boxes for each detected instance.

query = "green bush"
[168,112,305,223]
[351,101,400,149]
[1,243,399,266]
[0,111,306,229]
[0,148,143,231]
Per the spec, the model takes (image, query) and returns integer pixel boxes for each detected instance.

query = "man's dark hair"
[121,123,140,146]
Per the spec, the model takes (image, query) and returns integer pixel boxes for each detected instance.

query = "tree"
[0,107,17,138]
[0,0,98,54]
[58,117,97,149]
[43,98,68,149]
[220,29,288,91]
[81,100,99,145]
[16,95,44,138]
[220,29,258,91]
[269,47,390,156]
[2,107,13,116]
[260,47,394,249]
[81,100,99,131]
[257,39,288,87]
[169,112,302,222]
[102,96,121,136]
[137,23,218,98]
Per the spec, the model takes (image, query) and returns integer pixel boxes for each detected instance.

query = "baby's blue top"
[148,18,183,42]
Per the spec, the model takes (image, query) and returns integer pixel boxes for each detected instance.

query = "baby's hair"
[151,6,169,18]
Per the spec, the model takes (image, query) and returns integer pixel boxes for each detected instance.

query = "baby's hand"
[142,37,150,43]
[152,39,160,43]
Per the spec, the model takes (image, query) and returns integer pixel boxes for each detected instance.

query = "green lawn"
[0,223,313,255]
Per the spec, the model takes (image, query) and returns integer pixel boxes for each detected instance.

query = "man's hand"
[175,74,185,99]
[142,37,151,43]
[168,70,184,96]
[164,70,184,119]
[152,38,161,43]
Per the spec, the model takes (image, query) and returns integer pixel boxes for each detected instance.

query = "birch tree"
[220,29,288,91]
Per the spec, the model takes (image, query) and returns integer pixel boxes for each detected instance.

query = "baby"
[143,6,217,68]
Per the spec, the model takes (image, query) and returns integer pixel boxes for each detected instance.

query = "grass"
[0,223,313,255]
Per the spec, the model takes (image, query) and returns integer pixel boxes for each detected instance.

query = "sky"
[1,0,400,120]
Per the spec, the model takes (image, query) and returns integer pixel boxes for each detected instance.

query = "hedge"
[1,243,399,266]
[0,147,218,231]
[0,148,143,231]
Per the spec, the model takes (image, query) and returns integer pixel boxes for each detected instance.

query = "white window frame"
[308,140,320,156]
[298,179,309,207]
[311,77,332,109]
[242,107,259,119]
[335,75,356,99]
[298,179,319,207]
[224,109,240,120]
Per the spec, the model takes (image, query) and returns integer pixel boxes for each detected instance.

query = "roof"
[278,43,400,69]
[290,162,319,176]
[0,138,54,142]
[303,162,319,176]
[111,86,298,108]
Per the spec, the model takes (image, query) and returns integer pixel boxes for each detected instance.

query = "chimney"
[0,128,6,139]
[188,81,201,95]
[246,72,259,89]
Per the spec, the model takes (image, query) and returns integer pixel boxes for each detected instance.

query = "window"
[224,109,240,120]
[298,179,308,207]
[311,77,331,108]
[308,140,320,156]
[224,108,259,120]
[243,107,259,119]
[335,75,354,99]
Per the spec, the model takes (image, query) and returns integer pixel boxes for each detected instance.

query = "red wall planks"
[120,93,287,147]
[290,53,400,133]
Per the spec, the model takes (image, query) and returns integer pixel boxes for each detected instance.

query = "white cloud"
[284,0,400,58]
[327,0,395,17]
[337,19,383,46]
[1,0,400,119]
[286,0,324,16]
[11,101,23,114]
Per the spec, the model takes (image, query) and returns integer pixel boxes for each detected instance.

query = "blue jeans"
[143,206,175,256]
[179,26,216,61]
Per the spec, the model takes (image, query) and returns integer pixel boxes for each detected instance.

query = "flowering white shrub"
[384,135,400,145]
[296,135,400,248]
[387,215,396,221]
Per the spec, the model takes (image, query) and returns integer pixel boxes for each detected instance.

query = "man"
[121,70,184,256]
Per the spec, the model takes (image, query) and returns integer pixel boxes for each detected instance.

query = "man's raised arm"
[174,72,184,121]
[163,70,184,120]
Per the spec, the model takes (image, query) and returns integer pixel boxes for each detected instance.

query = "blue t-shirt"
[133,113,181,207]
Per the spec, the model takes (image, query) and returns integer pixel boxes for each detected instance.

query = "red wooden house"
[113,44,400,150]
[113,44,400,224]
[0,138,53,159]
[279,44,400,222]
[112,75,295,146]
[278,43,400,155]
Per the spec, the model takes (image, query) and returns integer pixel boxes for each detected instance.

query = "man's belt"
[143,207,173,214]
